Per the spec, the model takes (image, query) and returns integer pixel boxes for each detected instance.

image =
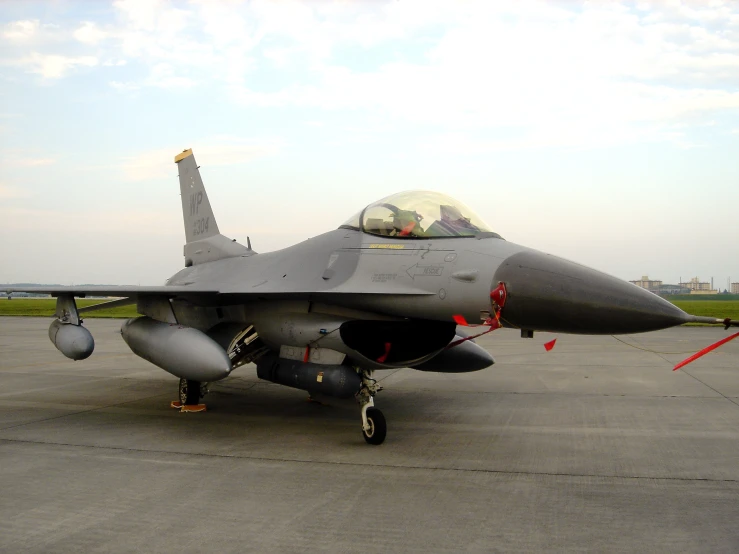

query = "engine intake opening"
[340,320,456,364]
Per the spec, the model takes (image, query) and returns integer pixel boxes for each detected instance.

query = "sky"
[1,0,738,288]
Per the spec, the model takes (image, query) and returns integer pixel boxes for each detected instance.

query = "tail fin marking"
[174,148,253,266]
[175,149,220,243]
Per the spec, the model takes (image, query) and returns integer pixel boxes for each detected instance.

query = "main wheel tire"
[179,378,201,405]
[362,408,387,445]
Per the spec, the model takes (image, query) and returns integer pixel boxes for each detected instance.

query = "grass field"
[665,294,739,302]
[0,298,138,318]
[670,300,739,322]
[2,297,738,323]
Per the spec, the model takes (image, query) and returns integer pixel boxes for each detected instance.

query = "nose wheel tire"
[179,378,201,406]
[362,408,387,445]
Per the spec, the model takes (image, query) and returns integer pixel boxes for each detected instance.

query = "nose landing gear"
[358,370,386,445]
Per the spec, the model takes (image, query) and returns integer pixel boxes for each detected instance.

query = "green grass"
[670,300,739,322]
[664,294,739,302]
[0,298,138,318]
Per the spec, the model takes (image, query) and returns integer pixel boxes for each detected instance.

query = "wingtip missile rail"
[684,316,739,330]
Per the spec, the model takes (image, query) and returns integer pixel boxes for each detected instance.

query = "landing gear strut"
[179,378,202,405]
[357,370,386,445]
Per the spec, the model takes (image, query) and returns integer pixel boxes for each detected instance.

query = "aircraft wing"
[3,284,435,303]
[3,285,219,299]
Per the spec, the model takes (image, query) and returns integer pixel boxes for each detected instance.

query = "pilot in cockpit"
[343,191,496,239]
[389,208,425,237]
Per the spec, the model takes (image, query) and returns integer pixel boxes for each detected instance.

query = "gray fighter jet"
[7,149,736,445]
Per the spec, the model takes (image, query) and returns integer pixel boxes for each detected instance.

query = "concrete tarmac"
[1,316,738,553]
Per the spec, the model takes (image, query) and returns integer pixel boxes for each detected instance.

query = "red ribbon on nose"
[449,283,508,349]
[490,282,507,308]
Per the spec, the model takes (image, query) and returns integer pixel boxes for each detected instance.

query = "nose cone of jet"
[494,250,690,335]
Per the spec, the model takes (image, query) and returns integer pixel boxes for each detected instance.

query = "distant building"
[654,284,691,296]
[679,277,718,295]
[732,282,739,294]
[630,276,662,291]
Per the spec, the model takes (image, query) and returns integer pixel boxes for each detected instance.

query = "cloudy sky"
[1,0,738,289]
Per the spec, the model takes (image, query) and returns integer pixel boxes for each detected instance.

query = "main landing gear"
[171,378,208,412]
[358,370,386,445]
[170,373,387,444]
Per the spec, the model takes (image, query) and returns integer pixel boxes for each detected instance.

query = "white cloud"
[113,0,183,32]
[148,63,195,88]
[15,157,56,167]
[20,53,98,79]
[226,60,739,149]
[109,80,140,91]
[210,1,739,149]
[3,20,40,40]
[119,137,282,181]
[1,152,55,167]
[0,206,179,234]
[5,1,739,147]
[73,22,108,45]
[109,63,193,92]
[102,59,127,67]
[0,184,32,199]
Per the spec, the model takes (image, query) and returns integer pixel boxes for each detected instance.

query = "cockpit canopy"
[341,191,500,239]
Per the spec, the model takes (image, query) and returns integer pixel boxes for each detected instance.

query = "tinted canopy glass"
[341,191,497,239]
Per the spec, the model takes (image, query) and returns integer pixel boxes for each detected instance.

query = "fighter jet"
[7,149,737,445]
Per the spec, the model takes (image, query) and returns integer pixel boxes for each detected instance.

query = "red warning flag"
[544,339,557,351]
[453,314,468,326]
[673,332,739,371]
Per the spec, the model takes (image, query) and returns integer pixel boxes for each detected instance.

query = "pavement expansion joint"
[1,437,737,484]
[656,353,739,408]
[0,392,172,432]
[399,388,728,399]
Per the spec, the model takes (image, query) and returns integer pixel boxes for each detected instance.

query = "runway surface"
[1,316,738,553]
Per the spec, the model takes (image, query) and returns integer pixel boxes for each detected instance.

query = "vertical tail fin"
[174,148,252,266]
[175,149,220,243]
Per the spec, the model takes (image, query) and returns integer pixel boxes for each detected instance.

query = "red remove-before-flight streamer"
[673,332,739,371]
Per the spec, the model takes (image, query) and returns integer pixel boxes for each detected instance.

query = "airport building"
[629,277,691,296]
[630,276,662,291]
[679,277,718,295]
[654,284,691,296]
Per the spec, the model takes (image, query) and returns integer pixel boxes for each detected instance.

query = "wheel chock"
[170,401,207,412]
[180,404,207,413]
